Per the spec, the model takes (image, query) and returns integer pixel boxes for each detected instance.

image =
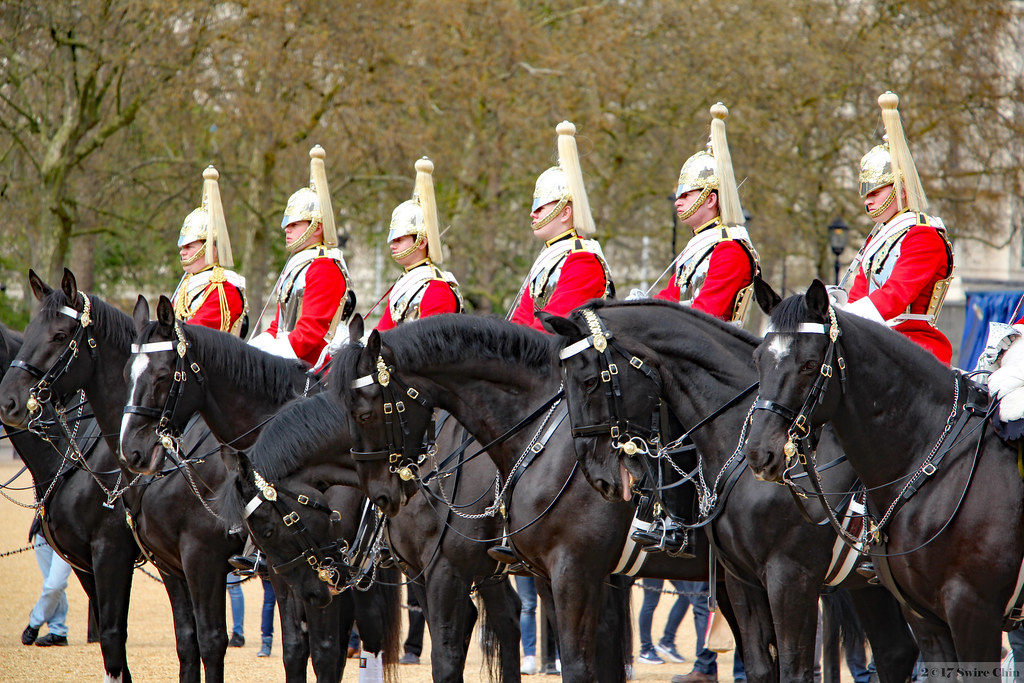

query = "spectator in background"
[227,573,244,647]
[258,579,275,657]
[21,519,71,647]
[637,579,688,665]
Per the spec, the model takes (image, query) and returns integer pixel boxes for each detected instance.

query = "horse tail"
[597,574,633,683]
[820,587,865,678]
[475,585,501,682]
[376,566,403,683]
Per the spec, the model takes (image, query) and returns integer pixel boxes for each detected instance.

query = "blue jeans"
[29,535,72,637]
[638,578,691,651]
[516,576,537,657]
[227,573,244,636]
[1008,628,1024,682]
[261,579,275,638]
[683,581,745,679]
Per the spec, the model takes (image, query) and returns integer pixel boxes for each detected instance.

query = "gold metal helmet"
[531,121,595,236]
[178,166,234,268]
[281,145,339,252]
[858,92,928,213]
[675,146,717,199]
[387,157,444,264]
[676,103,745,227]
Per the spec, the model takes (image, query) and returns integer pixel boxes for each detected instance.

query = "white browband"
[765,322,827,335]
[244,495,263,518]
[351,375,375,389]
[59,306,81,321]
[559,336,596,360]
[130,341,175,354]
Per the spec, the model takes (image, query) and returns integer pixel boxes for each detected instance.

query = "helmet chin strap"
[286,218,322,253]
[866,185,897,219]
[391,233,426,262]
[532,196,569,232]
[180,243,206,267]
[676,185,712,222]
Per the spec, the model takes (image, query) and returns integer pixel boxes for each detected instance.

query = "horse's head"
[336,318,432,516]
[746,279,845,482]
[543,308,661,503]
[0,269,96,428]
[119,295,206,474]
[220,446,339,607]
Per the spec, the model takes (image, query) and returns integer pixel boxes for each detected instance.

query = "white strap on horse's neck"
[130,341,175,354]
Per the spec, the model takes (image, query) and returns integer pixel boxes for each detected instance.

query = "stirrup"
[855,559,880,585]
[488,545,518,564]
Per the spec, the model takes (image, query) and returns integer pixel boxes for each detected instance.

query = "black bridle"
[12,294,98,424]
[558,307,665,458]
[349,354,435,482]
[751,306,847,469]
[122,321,205,453]
[242,467,350,592]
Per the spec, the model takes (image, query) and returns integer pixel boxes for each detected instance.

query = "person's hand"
[625,288,649,301]
[988,331,1024,421]
[975,322,1022,378]
[825,285,848,308]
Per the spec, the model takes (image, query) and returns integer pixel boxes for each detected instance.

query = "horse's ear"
[133,296,150,335]
[365,329,381,360]
[754,276,782,315]
[805,280,830,321]
[348,314,364,345]
[27,269,51,302]
[156,295,176,328]
[539,312,585,340]
[60,268,78,304]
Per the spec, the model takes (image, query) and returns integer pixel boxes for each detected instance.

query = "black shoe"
[488,545,518,564]
[855,559,880,585]
[35,633,68,647]
[229,552,269,579]
[631,528,663,548]
[228,632,245,647]
[21,625,38,646]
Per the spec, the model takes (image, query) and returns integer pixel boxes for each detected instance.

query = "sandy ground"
[0,453,859,682]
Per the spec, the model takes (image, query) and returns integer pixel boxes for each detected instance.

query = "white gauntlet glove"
[249,331,298,360]
[974,322,1021,378]
[987,325,1024,422]
[625,288,650,301]
[825,286,848,308]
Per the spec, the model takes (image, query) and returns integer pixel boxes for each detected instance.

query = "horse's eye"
[53,332,67,343]
[583,376,599,392]
[356,411,372,425]
[801,360,818,372]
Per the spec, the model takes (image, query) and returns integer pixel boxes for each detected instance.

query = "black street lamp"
[828,217,849,286]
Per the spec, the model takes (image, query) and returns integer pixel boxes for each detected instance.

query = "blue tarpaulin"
[959,290,1024,369]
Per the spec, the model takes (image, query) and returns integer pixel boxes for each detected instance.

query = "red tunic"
[184,282,245,332]
[511,251,608,333]
[376,280,459,332]
[265,258,348,366]
[848,224,952,365]
[654,240,753,322]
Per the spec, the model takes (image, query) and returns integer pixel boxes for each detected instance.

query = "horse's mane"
[137,322,307,406]
[41,289,137,353]
[771,292,948,372]
[589,298,762,346]
[248,393,348,480]
[217,393,349,525]
[332,314,560,399]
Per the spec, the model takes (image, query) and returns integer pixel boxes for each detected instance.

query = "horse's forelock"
[38,289,136,352]
[768,294,810,334]
[216,465,246,528]
[331,342,365,402]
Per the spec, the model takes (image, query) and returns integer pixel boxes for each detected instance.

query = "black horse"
[0,322,139,682]
[0,271,244,683]
[219,387,524,683]
[119,295,403,680]
[545,299,918,682]
[335,315,724,683]
[744,278,1024,666]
